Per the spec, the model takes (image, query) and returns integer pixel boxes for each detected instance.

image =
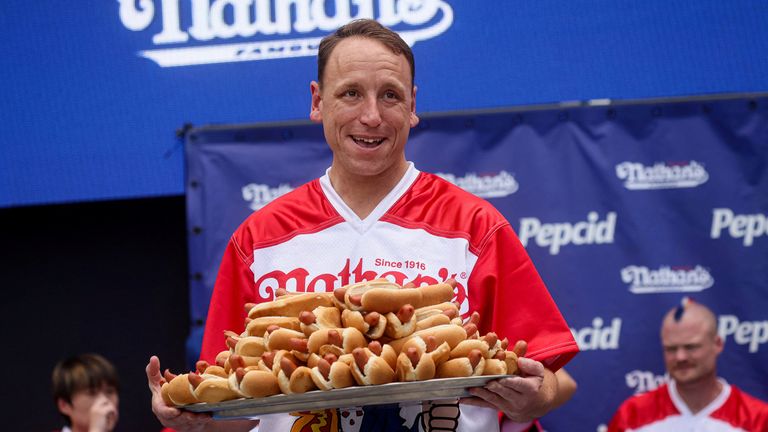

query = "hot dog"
[360,282,455,314]
[482,358,508,375]
[310,354,355,390]
[264,327,308,352]
[189,372,240,403]
[384,304,416,339]
[343,279,402,312]
[448,339,491,360]
[277,356,317,394]
[341,309,387,339]
[233,336,267,358]
[349,347,396,385]
[245,316,301,337]
[228,367,281,398]
[436,349,485,378]
[414,302,460,322]
[163,373,199,406]
[307,327,367,355]
[248,292,334,319]
[389,324,468,354]
[299,306,342,336]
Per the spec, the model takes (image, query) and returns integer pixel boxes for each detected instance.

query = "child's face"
[58,384,119,431]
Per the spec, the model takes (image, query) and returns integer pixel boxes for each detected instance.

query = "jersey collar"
[319,162,420,233]
[669,377,731,417]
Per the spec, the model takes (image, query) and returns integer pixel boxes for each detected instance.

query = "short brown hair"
[52,353,119,423]
[317,19,415,87]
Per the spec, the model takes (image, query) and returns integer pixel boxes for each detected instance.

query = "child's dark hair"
[52,353,119,424]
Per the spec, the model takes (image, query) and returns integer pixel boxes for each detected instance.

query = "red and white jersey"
[608,379,768,432]
[201,163,578,432]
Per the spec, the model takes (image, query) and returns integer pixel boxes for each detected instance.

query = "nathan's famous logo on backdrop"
[620,265,713,294]
[436,171,519,199]
[242,182,294,210]
[518,212,616,255]
[570,317,622,351]
[719,315,768,353]
[624,370,667,394]
[710,208,767,247]
[615,160,709,190]
[117,0,455,67]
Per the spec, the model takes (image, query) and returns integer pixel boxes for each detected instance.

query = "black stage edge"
[0,196,190,431]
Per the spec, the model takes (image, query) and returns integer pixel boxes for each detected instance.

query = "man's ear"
[310,81,322,123]
[57,398,73,417]
[409,85,419,128]
[714,334,725,354]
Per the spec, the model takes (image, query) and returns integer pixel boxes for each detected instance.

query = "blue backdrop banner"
[4,2,768,207]
[185,96,768,430]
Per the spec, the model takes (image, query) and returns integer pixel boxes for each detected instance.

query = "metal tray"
[184,375,507,419]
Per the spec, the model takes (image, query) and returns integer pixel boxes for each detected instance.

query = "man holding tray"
[147,18,579,432]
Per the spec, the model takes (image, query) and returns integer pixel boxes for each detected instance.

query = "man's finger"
[487,375,541,396]
[517,357,545,377]
[147,356,163,391]
[468,386,509,408]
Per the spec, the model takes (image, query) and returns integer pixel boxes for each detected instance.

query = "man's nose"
[674,347,689,361]
[359,97,382,127]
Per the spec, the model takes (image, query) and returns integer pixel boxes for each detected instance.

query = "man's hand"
[463,357,556,422]
[146,356,259,432]
[88,393,118,432]
[146,355,215,432]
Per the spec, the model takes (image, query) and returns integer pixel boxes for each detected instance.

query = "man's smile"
[351,135,385,148]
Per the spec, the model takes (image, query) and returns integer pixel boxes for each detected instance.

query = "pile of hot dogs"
[161,279,525,406]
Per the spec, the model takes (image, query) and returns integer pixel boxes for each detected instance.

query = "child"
[52,353,120,432]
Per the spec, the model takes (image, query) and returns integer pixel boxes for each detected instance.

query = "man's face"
[58,384,119,431]
[661,313,723,386]
[310,37,418,182]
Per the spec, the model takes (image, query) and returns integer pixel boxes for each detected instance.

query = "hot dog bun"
[307,327,367,354]
[389,324,467,354]
[246,316,301,336]
[344,279,401,311]
[436,349,485,378]
[361,282,455,313]
[164,373,199,406]
[190,373,240,403]
[350,347,396,385]
[248,292,334,319]
[341,310,387,339]
[310,358,355,390]
[264,328,307,352]
[384,305,416,339]
[299,306,342,336]
[229,368,281,398]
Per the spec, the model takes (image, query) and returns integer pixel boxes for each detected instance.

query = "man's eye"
[344,90,358,97]
[384,91,398,100]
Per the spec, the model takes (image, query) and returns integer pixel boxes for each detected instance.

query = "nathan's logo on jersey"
[570,317,621,351]
[621,265,713,294]
[719,315,768,353]
[242,182,294,210]
[518,212,616,255]
[710,208,767,247]
[625,370,667,394]
[436,171,519,198]
[255,258,469,314]
[615,160,709,190]
[117,0,454,67]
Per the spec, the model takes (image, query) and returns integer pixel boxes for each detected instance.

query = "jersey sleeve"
[467,223,578,371]
[606,402,631,432]
[199,234,255,363]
